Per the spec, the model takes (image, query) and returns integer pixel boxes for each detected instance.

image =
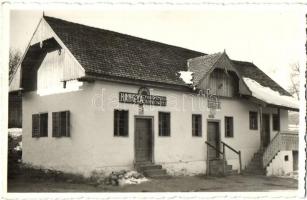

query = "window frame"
[224,116,234,138]
[192,114,202,137]
[249,111,258,130]
[114,109,129,137]
[32,112,48,138]
[158,112,171,137]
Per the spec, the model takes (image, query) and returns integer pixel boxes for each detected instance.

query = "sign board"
[119,87,167,106]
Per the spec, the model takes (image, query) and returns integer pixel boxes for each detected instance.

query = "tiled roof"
[44,16,205,87]
[188,52,223,85]
[232,60,291,96]
[44,16,291,96]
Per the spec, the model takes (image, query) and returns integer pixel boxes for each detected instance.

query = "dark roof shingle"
[44,16,205,86]
[232,60,291,96]
[44,16,291,96]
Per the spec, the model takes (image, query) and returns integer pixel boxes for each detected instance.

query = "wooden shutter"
[123,111,128,136]
[52,112,60,137]
[114,110,118,136]
[32,114,40,137]
[197,115,202,136]
[65,111,70,137]
[39,113,48,137]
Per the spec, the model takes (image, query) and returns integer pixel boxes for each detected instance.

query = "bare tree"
[288,62,300,100]
[9,49,22,82]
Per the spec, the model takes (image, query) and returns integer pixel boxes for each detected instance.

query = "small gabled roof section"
[187,52,222,86]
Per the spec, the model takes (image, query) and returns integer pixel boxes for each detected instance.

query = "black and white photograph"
[1,1,306,198]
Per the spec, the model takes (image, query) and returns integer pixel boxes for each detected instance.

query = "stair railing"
[205,141,225,174]
[221,141,242,174]
[263,131,298,168]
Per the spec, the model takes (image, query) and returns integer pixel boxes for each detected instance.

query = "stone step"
[226,169,238,175]
[136,164,162,172]
[143,169,167,177]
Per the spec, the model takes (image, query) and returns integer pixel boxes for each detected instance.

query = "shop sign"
[119,87,167,106]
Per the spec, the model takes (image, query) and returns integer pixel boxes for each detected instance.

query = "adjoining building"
[9,16,299,177]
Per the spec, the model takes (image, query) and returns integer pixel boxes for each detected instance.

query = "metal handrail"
[221,141,242,174]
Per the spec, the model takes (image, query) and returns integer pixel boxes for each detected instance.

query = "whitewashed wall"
[22,78,290,176]
[266,150,293,176]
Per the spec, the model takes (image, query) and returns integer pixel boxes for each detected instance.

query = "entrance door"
[135,118,152,163]
[207,121,220,160]
[262,114,271,148]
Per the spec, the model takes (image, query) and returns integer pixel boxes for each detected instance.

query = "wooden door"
[207,121,220,160]
[262,114,270,148]
[135,118,152,163]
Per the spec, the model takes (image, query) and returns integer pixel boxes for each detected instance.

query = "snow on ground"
[243,77,299,110]
[8,128,22,137]
[178,71,193,84]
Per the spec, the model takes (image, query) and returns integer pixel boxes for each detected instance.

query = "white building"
[9,16,299,177]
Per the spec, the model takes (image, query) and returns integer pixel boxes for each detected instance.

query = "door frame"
[134,115,155,164]
[261,113,270,148]
[206,119,221,157]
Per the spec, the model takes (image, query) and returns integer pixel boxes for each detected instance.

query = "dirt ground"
[7,174,298,192]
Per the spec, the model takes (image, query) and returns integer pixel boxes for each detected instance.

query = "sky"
[9,8,306,91]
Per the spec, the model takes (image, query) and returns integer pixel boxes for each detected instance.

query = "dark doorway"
[135,118,153,163]
[207,121,220,160]
[262,114,270,148]
[293,151,298,171]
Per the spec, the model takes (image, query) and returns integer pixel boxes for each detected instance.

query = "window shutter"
[32,114,40,137]
[114,110,118,136]
[65,111,70,137]
[39,113,48,137]
[52,112,60,137]
[124,111,128,136]
[198,115,202,136]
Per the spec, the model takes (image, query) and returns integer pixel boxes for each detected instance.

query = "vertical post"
[222,143,226,176]
[259,106,264,151]
[206,142,209,175]
[238,150,242,174]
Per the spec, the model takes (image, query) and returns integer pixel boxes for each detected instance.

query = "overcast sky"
[9,9,306,91]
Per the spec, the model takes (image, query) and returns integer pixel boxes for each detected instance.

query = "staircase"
[135,162,168,178]
[209,159,238,176]
[263,131,298,168]
[243,151,266,175]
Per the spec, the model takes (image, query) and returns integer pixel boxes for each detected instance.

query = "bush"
[8,134,22,178]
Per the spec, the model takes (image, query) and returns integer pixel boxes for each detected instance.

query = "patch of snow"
[178,71,193,84]
[8,128,22,137]
[243,77,299,110]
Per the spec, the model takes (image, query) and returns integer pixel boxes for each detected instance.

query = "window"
[249,111,258,130]
[225,116,234,137]
[192,114,202,137]
[32,113,48,137]
[114,110,128,136]
[159,112,170,136]
[284,155,289,161]
[52,111,70,137]
[273,114,280,131]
